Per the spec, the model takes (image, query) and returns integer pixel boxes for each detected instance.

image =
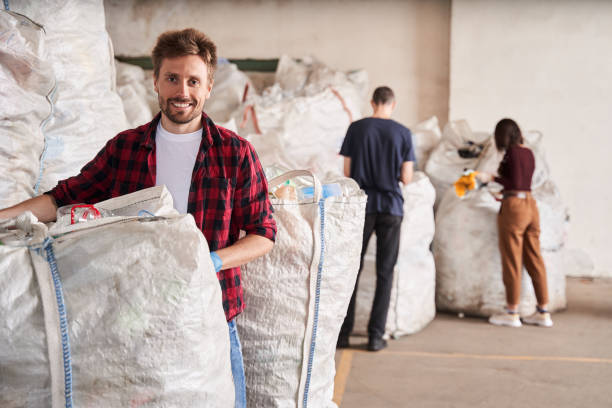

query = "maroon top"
[494,145,535,191]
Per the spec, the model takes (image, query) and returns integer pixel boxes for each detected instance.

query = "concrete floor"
[334,277,612,408]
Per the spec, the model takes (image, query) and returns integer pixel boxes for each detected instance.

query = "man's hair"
[152,28,217,83]
[372,86,395,105]
[494,118,523,151]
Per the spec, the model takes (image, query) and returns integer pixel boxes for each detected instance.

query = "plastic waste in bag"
[298,183,342,201]
[453,169,478,198]
[56,204,115,225]
[273,184,298,200]
[457,141,485,158]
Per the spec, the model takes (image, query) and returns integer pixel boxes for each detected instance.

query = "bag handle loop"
[268,170,322,203]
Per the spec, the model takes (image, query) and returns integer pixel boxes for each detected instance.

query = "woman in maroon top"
[478,119,553,328]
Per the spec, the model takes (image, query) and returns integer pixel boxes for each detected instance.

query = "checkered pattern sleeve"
[232,141,277,241]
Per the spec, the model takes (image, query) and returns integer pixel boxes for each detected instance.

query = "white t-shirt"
[155,122,202,214]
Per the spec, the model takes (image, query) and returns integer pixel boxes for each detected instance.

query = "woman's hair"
[152,28,217,83]
[494,118,523,151]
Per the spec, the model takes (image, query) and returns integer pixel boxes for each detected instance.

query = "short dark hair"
[494,118,523,151]
[152,28,217,83]
[372,86,395,105]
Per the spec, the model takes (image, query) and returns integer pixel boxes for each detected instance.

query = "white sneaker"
[489,313,522,327]
[522,311,553,327]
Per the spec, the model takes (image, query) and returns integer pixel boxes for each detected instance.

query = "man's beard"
[159,97,202,124]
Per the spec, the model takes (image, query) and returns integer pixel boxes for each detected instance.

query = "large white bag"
[8,0,129,193]
[354,172,437,338]
[239,56,367,178]
[0,10,53,208]
[238,170,366,407]
[433,186,568,317]
[411,116,442,171]
[242,85,358,177]
[205,60,252,124]
[115,60,155,128]
[0,187,234,408]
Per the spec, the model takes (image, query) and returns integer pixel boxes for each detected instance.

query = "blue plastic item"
[299,183,342,200]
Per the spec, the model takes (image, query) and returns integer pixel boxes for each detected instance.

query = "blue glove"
[210,251,223,272]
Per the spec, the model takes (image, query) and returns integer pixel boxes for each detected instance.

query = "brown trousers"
[497,194,549,306]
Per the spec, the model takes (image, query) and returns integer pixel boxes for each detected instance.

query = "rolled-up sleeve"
[232,142,276,241]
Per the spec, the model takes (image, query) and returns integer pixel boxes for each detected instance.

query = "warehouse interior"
[103,0,611,278]
[1,0,611,407]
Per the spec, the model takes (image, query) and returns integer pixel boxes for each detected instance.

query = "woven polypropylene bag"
[411,116,442,171]
[424,120,490,209]
[0,10,54,208]
[238,170,366,407]
[433,186,567,317]
[354,172,436,338]
[0,187,234,407]
[8,0,129,193]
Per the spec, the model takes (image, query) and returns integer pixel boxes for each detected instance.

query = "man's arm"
[343,157,351,178]
[215,234,274,270]
[221,141,277,271]
[0,194,58,222]
[400,161,414,185]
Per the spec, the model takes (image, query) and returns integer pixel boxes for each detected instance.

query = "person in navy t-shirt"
[337,86,415,352]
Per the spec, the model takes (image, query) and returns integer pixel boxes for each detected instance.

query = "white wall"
[104,0,450,128]
[450,0,612,276]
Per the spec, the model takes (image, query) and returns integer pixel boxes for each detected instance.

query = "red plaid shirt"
[48,112,276,321]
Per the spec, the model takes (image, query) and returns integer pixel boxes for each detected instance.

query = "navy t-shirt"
[340,117,415,216]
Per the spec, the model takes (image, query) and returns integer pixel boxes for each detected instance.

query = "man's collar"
[141,113,161,150]
[141,112,221,149]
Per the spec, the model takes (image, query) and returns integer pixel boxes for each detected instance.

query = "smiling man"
[0,28,276,407]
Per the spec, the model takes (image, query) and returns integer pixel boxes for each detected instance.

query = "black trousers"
[340,213,403,340]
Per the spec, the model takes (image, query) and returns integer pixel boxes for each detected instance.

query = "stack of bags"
[0,10,54,208]
[206,59,251,130]
[411,116,443,171]
[235,55,368,177]
[5,0,128,194]
[115,60,158,129]
[1,2,236,405]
